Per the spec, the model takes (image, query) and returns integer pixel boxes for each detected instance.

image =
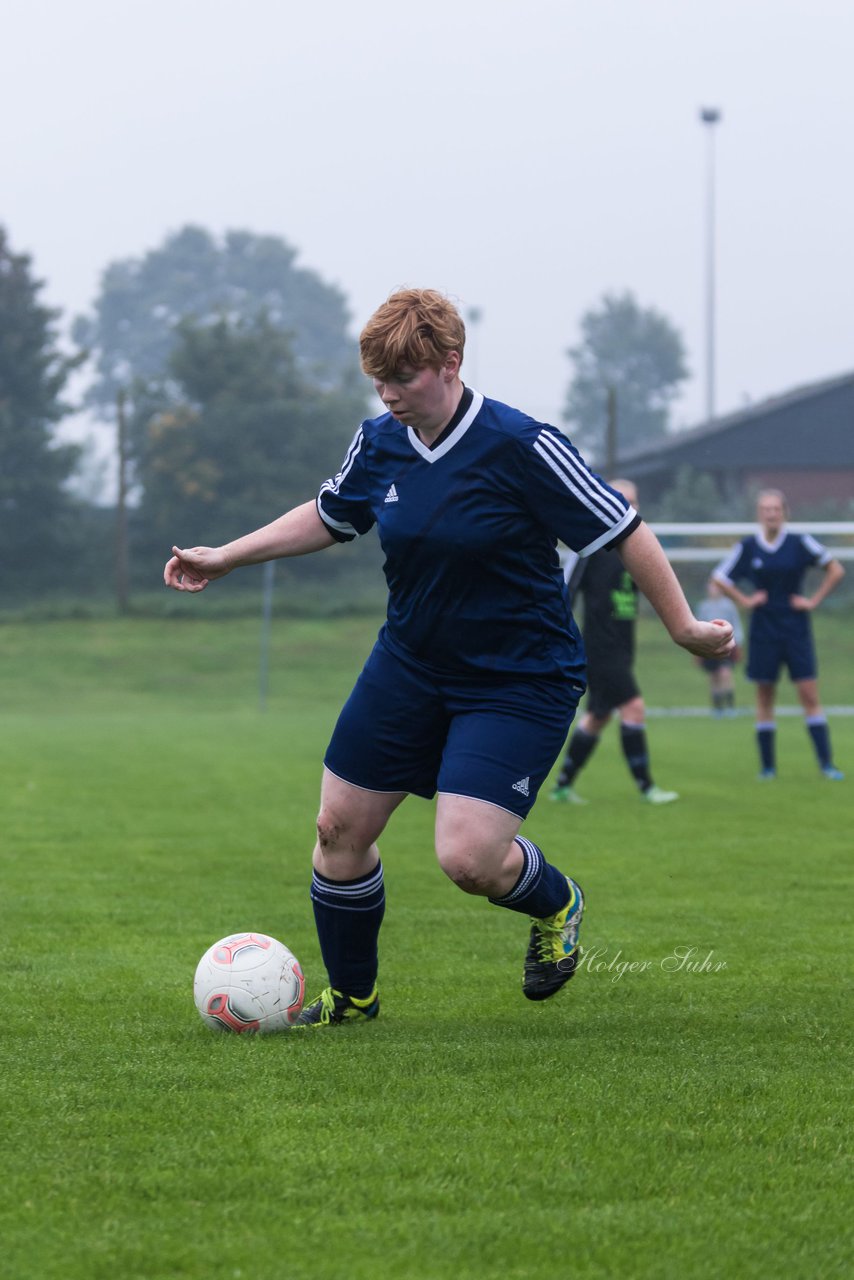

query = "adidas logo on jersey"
[512,776,530,797]
[384,484,399,504]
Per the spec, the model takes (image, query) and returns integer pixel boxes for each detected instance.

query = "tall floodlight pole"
[699,106,722,422]
[466,306,483,387]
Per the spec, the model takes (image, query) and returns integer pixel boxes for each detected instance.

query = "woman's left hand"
[677,618,736,659]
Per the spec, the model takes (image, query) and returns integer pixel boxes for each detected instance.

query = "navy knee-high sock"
[806,716,833,768]
[488,837,573,919]
[556,727,599,787]
[310,861,385,998]
[756,722,776,772]
[620,723,653,792]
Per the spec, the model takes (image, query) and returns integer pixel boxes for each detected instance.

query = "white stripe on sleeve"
[536,430,626,524]
[712,544,742,584]
[801,533,832,565]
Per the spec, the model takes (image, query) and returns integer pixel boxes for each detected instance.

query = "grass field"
[1,610,852,1280]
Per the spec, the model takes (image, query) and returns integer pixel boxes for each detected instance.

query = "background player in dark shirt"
[551,480,679,806]
[164,292,733,1027]
[713,489,845,780]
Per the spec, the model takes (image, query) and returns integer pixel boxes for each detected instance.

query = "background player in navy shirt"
[713,489,844,780]
[165,288,734,1027]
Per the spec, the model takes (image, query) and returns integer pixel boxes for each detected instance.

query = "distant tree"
[564,292,689,461]
[643,466,746,522]
[0,226,84,590]
[73,226,361,413]
[129,312,370,561]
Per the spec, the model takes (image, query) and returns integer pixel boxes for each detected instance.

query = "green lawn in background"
[1,612,851,1280]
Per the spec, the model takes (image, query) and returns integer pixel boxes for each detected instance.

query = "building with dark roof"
[615,371,854,511]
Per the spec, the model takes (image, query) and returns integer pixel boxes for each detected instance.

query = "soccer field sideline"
[646,703,854,716]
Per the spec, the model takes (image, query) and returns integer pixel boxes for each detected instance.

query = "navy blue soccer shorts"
[747,612,816,683]
[324,638,582,819]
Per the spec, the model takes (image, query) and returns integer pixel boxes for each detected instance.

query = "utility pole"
[466,306,483,387]
[115,388,130,615]
[699,106,722,422]
[605,386,618,476]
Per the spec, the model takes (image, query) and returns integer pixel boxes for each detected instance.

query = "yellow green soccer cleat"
[294,986,380,1027]
[550,785,588,805]
[522,877,585,1001]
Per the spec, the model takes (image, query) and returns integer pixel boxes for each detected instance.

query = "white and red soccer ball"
[194,932,304,1033]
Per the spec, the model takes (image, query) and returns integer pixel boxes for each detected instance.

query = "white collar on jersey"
[756,527,787,553]
[406,389,484,462]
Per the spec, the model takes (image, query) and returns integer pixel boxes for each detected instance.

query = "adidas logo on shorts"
[512,776,530,797]
[384,484,399,504]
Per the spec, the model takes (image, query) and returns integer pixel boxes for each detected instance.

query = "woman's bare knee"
[434,794,523,899]
[314,771,405,862]
[795,678,822,718]
[313,807,381,883]
[316,805,375,857]
[756,682,776,720]
[437,850,495,895]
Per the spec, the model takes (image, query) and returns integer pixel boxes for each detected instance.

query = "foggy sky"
[3,0,853,486]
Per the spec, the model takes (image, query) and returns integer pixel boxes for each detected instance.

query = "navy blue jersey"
[714,530,831,615]
[316,390,637,679]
